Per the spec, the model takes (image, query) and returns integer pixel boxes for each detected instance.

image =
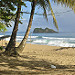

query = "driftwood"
[0,35,10,40]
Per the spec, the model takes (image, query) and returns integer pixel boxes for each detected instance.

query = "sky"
[6,1,75,33]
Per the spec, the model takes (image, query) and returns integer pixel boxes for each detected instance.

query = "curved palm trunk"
[16,1,36,53]
[6,0,21,51]
[48,0,59,31]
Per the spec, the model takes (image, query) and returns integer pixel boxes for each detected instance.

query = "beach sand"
[0,40,75,75]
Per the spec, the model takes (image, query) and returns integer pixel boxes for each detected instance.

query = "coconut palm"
[4,0,58,56]
[5,0,22,55]
[16,0,37,53]
[15,0,59,54]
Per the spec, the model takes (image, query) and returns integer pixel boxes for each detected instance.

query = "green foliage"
[0,22,7,32]
[53,0,75,13]
[33,28,57,33]
[0,0,27,32]
[36,0,50,21]
[0,0,16,27]
[26,0,50,20]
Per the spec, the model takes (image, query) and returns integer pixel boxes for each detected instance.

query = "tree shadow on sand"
[55,47,75,51]
[0,55,75,74]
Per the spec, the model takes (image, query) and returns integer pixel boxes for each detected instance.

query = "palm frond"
[48,0,59,31]
[0,22,7,32]
[36,0,49,21]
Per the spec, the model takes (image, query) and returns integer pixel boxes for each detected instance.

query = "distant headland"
[33,28,58,33]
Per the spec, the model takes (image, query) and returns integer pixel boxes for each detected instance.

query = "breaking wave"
[1,35,75,47]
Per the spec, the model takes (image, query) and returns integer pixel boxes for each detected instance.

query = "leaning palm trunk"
[6,0,21,52]
[48,0,59,30]
[16,1,36,53]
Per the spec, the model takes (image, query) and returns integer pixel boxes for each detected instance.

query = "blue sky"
[7,1,75,33]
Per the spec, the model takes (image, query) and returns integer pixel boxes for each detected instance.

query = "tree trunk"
[6,0,21,52]
[16,1,36,53]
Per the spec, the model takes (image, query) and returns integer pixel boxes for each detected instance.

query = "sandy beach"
[0,41,75,75]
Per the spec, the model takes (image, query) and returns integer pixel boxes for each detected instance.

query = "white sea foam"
[16,36,39,39]
[1,35,75,47]
[42,37,55,39]
[16,38,22,41]
[28,36,38,38]
[47,40,75,47]
[16,36,24,38]
[42,36,75,40]
[33,39,47,44]
[31,36,75,47]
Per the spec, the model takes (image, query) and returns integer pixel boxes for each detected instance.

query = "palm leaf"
[48,0,59,31]
[0,22,7,32]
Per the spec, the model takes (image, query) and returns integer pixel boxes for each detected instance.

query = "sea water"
[1,32,75,47]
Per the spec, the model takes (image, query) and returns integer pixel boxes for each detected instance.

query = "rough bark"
[5,0,21,53]
[16,1,36,53]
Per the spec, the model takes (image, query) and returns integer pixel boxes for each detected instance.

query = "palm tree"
[4,0,58,56]
[15,0,37,53]
[15,0,58,54]
[5,0,22,55]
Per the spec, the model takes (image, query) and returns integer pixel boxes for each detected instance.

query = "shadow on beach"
[55,47,75,51]
[0,54,75,75]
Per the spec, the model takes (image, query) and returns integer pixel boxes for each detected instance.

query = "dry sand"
[0,40,75,75]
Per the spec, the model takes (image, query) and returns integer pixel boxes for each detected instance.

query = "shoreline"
[1,40,75,65]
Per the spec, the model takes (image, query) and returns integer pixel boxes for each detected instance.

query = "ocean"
[1,32,75,47]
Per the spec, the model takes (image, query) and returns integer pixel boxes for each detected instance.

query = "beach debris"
[51,65,56,69]
[0,35,10,40]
